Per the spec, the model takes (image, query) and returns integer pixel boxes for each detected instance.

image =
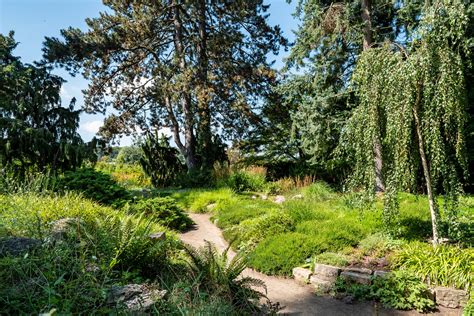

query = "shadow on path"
[180,213,461,316]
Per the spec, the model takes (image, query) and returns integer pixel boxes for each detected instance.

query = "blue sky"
[0,0,298,145]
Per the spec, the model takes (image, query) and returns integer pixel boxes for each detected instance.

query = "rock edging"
[292,263,469,309]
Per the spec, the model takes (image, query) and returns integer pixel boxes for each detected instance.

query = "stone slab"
[434,287,468,308]
[292,267,312,284]
[340,271,372,285]
[313,264,342,281]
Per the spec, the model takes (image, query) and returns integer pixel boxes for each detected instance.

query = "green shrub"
[249,233,318,275]
[283,200,326,223]
[371,271,435,312]
[226,171,266,193]
[57,168,131,207]
[128,197,193,231]
[392,242,474,290]
[295,218,369,251]
[358,233,405,257]
[335,271,435,312]
[226,211,294,249]
[313,252,350,267]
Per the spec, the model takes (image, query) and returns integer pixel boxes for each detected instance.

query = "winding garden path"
[180,213,461,316]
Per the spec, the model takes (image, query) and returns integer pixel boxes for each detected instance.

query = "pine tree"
[43,0,286,171]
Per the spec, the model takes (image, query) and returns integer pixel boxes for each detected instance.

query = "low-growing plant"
[358,233,405,258]
[127,197,194,231]
[392,242,474,290]
[56,168,131,207]
[225,211,294,250]
[187,188,236,213]
[334,271,435,312]
[295,218,370,252]
[214,198,275,229]
[183,241,274,314]
[0,193,175,314]
[463,292,474,316]
[249,232,318,275]
[313,252,350,267]
[95,162,150,188]
[371,271,435,312]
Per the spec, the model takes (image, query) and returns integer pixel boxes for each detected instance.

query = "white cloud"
[60,86,72,100]
[79,120,103,134]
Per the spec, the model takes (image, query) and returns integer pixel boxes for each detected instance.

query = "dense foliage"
[140,133,184,188]
[350,1,470,242]
[0,33,89,175]
[127,197,193,231]
[56,168,131,207]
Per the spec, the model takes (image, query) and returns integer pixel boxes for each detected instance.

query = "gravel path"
[180,213,461,316]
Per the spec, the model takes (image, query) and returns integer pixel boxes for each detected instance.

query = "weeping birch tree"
[350,0,470,244]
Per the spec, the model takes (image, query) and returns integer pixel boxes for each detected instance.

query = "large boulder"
[0,237,41,257]
[107,284,167,312]
[434,287,468,308]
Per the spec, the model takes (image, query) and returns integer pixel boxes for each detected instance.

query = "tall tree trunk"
[413,82,440,244]
[361,0,385,192]
[196,0,212,169]
[173,0,197,170]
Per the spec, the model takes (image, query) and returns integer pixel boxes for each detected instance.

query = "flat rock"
[107,284,166,312]
[344,267,372,275]
[314,264,341,281]
[340,271,372,285]
[274,195,286,204]
[310,275,334,293]
[0,237,41,257]
[206,203,217,211]
[292,267,312,284]
[149,232,166,241]
[434,287,468,308]
[373,270,389,279]
[50,217,83,240]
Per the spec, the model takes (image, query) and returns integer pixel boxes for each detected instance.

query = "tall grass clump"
[392,242,474,290]
[0,167,55,194]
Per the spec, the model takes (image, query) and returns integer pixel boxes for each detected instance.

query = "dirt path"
[180,213,460,316]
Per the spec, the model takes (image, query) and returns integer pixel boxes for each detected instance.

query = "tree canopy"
[43,0,286,171]
[0,32,88,174]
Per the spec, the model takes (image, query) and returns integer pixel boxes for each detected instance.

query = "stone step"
[309,275,334,293]
[340,271,372,285]
[313,263,342,281]
[292,267,312,284]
